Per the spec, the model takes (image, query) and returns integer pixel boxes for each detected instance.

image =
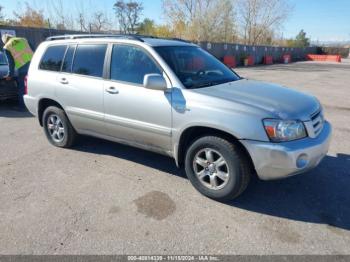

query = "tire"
[42,106,77,148]
[185,136,251,201]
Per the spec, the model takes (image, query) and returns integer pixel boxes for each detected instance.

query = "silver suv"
[24,35,332,200]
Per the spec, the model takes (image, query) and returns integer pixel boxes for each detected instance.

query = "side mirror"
[143,74,167,91]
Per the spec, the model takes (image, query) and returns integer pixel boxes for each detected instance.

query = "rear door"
[56,43,108,135]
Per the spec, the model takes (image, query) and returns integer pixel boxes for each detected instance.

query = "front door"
[103,44,172,153]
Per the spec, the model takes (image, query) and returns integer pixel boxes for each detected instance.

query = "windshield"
[155,46,240,89]
[0,51,8,65]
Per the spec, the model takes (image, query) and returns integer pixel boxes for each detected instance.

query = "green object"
[14,40,26,51]
[4,37,33,69]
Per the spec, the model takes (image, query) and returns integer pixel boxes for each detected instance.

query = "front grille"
[307,109,324,138]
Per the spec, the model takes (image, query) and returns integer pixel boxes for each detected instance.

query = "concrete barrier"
[263,56,273,65]
[199,42,317,66]
[306,54,341,63]
[223,55,236,68]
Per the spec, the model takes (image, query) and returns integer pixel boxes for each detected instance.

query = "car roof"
[45,34,197,47]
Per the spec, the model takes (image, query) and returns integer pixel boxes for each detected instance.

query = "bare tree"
[126,1,143,33]
[77,13,89,31]
[162,0,236,42]
[91,11,111,32]
[238,0,290,45]
[75,1,90,32]
[74,1,112,33]
[114,1,128,33]
[46,0,75,30]
[114,0,143,34]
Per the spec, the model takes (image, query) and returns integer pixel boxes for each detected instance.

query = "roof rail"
[135,35,191,43]
[169,37,191,43]
[45,34,192,44]
[134,34,159,39]
[46,34,145,42]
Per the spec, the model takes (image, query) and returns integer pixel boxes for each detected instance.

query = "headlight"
[263,119,307,142]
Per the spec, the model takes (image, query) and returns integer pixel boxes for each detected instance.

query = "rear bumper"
[241,121,332,180]
[23,95,38,116]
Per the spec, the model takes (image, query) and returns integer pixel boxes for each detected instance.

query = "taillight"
[24,75,28,95]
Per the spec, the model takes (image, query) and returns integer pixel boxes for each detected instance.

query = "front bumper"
[241,121,332,180]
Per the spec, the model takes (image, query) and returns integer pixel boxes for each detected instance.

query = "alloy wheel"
[47,114,65,143]
[192,148,230,190]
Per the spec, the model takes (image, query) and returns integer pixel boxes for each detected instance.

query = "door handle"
[106,87,119,94]
[59,78,69,84]
[175,105,190,111]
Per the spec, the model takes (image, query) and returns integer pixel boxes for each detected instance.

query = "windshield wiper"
[190,79,235,89]
[193,82,217,88]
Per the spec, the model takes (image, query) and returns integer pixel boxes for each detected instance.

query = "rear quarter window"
[39,45,67,71]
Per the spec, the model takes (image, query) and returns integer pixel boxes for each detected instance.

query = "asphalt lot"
[0,60,349,255]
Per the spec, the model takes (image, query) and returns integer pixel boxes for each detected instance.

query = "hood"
[0,64,9,79]
[192,79,320,121]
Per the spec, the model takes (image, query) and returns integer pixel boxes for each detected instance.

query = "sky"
[1,0,350,42]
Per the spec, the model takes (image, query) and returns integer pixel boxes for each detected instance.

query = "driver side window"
[110,45,161,85]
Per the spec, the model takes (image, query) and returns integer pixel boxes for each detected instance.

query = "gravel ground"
[0,60,349,255]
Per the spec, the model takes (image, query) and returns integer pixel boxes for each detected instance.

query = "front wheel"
[185,136,251,201]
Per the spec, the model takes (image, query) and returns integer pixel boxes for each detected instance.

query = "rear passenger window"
[39,45,67,71]
[110,45,161,85]
[72,44,107,77]
[62,45,75,73]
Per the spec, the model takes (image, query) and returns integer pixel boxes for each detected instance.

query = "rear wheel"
[42,106,77,148]
[185,136,251,201]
